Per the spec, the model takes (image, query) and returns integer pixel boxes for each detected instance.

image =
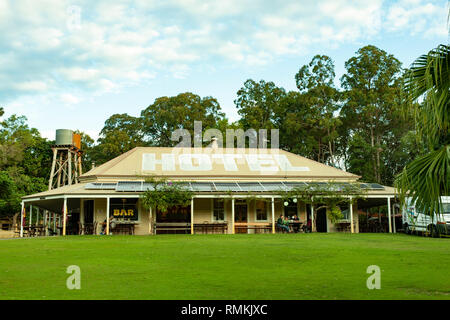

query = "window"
[156,205,190,222]
[213,199,225,221]
[340,205,350,220]
[284,201,297,219]
[256,201,268,221]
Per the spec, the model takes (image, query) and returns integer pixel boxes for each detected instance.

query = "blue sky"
[0,0,448,141]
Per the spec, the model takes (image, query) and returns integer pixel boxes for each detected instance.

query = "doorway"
[82,200,94,234]
[84,200,94,223]
[316,207,327,232]
[67,211,80,235]
[234,200,248,234]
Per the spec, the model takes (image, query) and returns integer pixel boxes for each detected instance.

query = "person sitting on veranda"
[292,214,300,233]
[100,219,107,235]
[302,218,312,233]
[100,217,116,235]
[283,215,292,232]
[277,215,290,233]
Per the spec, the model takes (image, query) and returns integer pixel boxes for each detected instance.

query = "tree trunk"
[370,126,377,182]
[317,139,321,162]
[327,127,334,166]
[376,135,381,183]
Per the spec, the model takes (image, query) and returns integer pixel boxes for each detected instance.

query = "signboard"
[142,153,310,173]
[112,208,136,218]
[110,199,138,221]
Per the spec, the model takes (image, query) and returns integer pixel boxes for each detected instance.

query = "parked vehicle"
[402,196,450,237]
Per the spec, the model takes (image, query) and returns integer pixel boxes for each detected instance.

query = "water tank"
[55,129,74,145]
[72,133,81,149]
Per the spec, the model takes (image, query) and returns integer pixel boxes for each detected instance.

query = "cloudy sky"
[0,0,448,141]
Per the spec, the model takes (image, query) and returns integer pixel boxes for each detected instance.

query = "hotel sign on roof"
[79,147,359,179]
[142,153,310,173]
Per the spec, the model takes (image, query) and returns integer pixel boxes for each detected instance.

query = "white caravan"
[402,196,450,236]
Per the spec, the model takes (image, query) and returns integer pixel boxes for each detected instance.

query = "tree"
[0,112,48,219]
[277,91,317,157]
[1,166,47,215]
[340,45,406,183]
[92,114,145,164]
[396,44,450,220]
[235,79,286,131]
[381,108,422,184]
[296,55,335,91]
[140,177,193,213]
[0,170,18,218]
[141,92,225,147]
[294,55,341,165]
[74,130,95,173]
[0,113,51,178]
[0,114,40,169]
[21,136,53,179]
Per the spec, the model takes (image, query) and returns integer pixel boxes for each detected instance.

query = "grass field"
[0,233,449,300]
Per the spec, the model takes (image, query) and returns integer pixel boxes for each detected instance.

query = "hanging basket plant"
[281,182,366,224]
[140,177,194,212]
[328,205,344,223]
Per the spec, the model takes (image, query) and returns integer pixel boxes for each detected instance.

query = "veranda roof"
[22,180,397,200]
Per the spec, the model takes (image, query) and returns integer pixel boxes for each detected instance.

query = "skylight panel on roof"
[259,182,286,191]
[85,183,103,190]
[101,183,118,190]
[237,182,265,192]
[369,183,385,190]
[282,182,308,190]
[85,182,117,190]
[116,181,143,192]
[214,182,240,191]
[190,182,215,192]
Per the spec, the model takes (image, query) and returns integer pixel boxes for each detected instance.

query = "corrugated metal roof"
[21,147,398,200]
[79,147,360,180]
[22,181,397,199]
[84,181,386,193]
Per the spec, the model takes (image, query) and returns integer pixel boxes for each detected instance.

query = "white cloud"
[59,67,100,82]
[386,0,448,37]
[147,38,199,63]
[0,0,447,105]
[217,42,245,62]
[169,64,190,79]
[163,25,181,35]
[27,28,64,50]
[254,32,297,55]
[13,81,49,92]
[245,51,273,67]
[60,93,80,105]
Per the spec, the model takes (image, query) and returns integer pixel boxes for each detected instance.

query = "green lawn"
[0,233,449,300]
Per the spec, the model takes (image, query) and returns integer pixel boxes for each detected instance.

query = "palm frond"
[395,145,450,217]
[398,44,450,218]
[404,45,449,147]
